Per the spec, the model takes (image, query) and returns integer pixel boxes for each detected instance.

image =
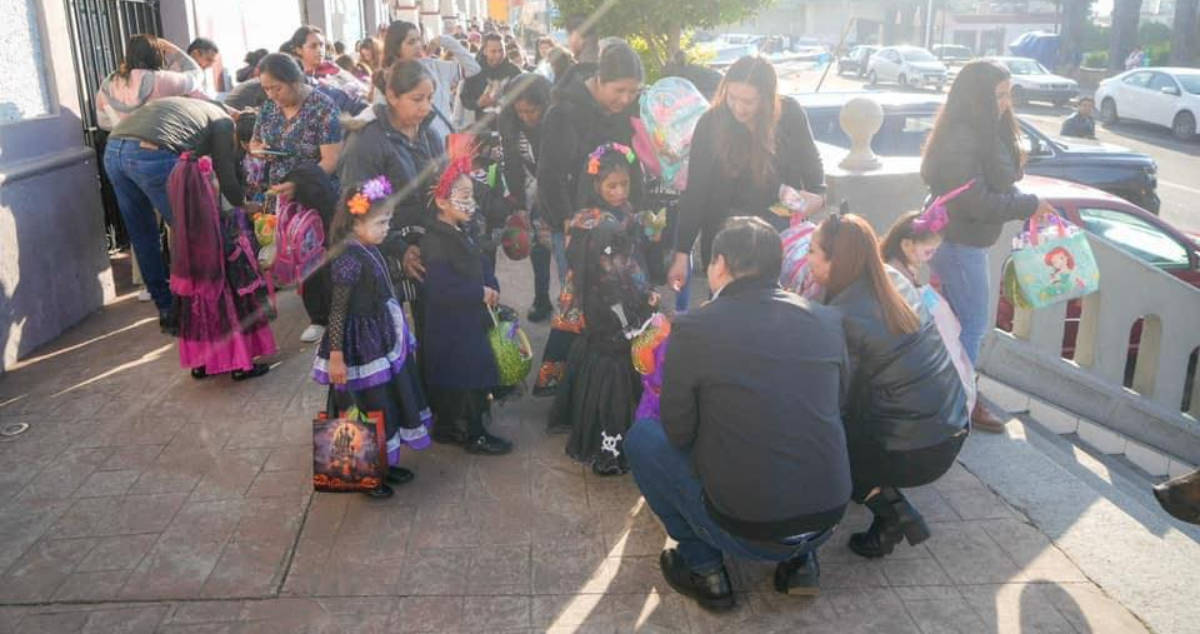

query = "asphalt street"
[777,62,1200,234]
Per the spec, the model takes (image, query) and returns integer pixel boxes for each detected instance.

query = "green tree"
[1108,0,1143,71]
[550,0,776,67]
[1170,0,1198,66]
[1057,0,1095,71]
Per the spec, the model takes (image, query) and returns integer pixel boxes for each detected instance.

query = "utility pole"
[925,0,936,48]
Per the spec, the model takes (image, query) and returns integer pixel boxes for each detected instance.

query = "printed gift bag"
[313,391,386,493]
[1010,215,1100,309]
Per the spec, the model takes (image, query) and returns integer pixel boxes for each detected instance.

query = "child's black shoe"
[387,467,415,485]
[466,432,513,456]
[364,483,395,499]
[527,300,552,323]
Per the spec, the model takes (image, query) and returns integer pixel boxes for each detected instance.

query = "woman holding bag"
[920,60,1055,432]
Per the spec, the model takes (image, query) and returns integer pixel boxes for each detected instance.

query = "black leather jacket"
[828,270,969,454]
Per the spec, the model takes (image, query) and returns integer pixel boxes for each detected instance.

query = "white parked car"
[989,56,1079,106]
[1095,67,1200,140]
[867,46,948,91]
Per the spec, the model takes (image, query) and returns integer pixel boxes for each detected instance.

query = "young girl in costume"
[545,143,657,476]
[313,176,433,499]
[419,152,514,456]
[880,208,977,414]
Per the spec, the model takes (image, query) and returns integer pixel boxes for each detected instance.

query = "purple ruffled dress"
[312,241,432,464]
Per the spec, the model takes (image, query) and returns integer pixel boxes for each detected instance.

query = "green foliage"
[1146,42,1171,65]
[551,0,775,66]
[1082,50,1108,68]
[1138,22,1172,46]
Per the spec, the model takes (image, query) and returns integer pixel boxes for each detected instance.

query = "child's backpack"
[272,197,326,288]
[636,77,708,191]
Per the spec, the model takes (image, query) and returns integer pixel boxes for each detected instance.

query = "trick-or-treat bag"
[1010,214,1100,310]
[312,390,386,493]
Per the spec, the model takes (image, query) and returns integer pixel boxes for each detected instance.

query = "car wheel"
[1012,85,1026,106]
[1173,111,1197,141]
[1101,98,1119,125]
[868,70,878,86]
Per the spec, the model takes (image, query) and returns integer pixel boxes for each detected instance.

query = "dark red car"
[995,176,1200,383]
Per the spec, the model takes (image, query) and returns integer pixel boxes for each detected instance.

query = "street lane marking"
[1159,180,1200,195]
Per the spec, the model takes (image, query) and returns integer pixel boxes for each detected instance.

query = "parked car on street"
[932,44,973,66]
[794,92,1161,213]
[838,45,878,78]
[994,176,1200,368]
[987,56,1079,106]
[1095,67,1200,140]
[867,45,948,91]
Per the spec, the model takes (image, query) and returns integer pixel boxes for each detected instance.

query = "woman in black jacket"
[498,73,554,321]
[808,213,970,559]
[921,60,1055,432]
[339,60,444,326]
[667,56,826,292]
[536,39,644,290]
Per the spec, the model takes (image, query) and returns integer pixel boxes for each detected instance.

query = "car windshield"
[903,48,936,62]
[1006,59,1045,75]
[1176,73,1200,95]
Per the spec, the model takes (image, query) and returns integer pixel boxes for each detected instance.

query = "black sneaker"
[774,551,820,596]
[658,548,735,611]
[465,432,513,456]
[527,300,553,323]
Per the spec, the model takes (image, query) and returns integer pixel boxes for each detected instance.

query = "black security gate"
[64,0,163,250]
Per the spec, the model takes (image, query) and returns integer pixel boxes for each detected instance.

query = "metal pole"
[925,0,935,49]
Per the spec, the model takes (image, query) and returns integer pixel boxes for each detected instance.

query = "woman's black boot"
[848,509,903,559]
[882,488,930,546]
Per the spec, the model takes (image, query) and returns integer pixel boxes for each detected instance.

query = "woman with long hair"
[95,33,206,130]
[807,213,969,559]
[287,25,369,113]
[921,60,1055,432]
[667,56,826,297]
[374,20,480,142]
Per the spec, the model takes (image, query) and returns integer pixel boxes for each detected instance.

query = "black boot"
[774,551,820,596]
[849,488,929,559]
[659,549,735,611]
[527,299,552,323]
[432,417,469,446]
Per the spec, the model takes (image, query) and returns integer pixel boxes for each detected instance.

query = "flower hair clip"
[587,142,637,175]
[348,175,393,216]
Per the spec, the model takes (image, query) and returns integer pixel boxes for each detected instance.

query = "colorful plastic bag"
[777,186,822,299]
[1010,215,1100,309]
[636,77,708,191]
[313,391,386,493]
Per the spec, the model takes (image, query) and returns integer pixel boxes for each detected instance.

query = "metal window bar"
[64,0,162,250]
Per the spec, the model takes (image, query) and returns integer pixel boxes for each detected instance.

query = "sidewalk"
[0,254,1160,633]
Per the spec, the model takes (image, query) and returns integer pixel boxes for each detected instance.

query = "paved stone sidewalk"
[0,256,1149,633]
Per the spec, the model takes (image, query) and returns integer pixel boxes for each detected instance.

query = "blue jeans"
[625,419,826,573]
[930,241,990,365]
[103,139,179,310]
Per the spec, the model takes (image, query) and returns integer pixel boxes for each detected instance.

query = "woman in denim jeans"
[920,60,1056,432]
